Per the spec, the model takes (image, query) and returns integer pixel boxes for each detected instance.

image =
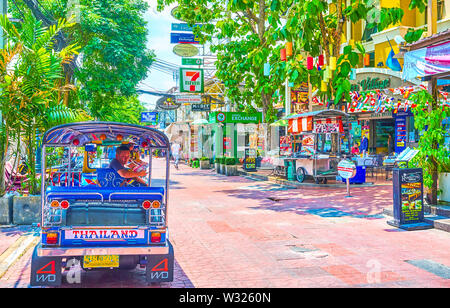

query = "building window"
[437,0,445,21]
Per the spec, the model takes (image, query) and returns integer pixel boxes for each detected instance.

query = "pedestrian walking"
[172,142,181,169]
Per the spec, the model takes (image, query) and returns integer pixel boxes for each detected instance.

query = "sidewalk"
[237,167,450,233]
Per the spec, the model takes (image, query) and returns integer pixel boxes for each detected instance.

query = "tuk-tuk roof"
[42,122,170,148]
[284,109,349,120]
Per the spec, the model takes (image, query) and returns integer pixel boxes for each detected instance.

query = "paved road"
[0,160,449,287]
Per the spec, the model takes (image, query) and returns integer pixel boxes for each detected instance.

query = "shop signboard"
[209,112,262,124]
[170,32,199,44]
[243,148,257,172]
[182,58,203,65]
[223,137,231,150]
[173,44,199,57]
[156,96,181,111]
[389,168,432,230]
[179,68,204,93]
[191,103,210,112]
[176,95,201,104]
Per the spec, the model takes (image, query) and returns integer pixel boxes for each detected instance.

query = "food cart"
[277,110,351,183]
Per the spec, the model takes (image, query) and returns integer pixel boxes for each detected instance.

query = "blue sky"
[139,0,180,110]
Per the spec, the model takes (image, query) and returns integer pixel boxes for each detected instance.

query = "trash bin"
[285,160,296,181]
[341,166,366,184]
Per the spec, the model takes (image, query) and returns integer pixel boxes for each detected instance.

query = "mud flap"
[30,245,62,287]
[145,241,174,283]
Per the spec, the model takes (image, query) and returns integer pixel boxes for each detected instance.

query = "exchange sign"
[179,68,204,93]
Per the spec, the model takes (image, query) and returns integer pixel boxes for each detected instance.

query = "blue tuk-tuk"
[30,122,174,286]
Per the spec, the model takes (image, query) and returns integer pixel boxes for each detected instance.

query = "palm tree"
[0,12,80,195]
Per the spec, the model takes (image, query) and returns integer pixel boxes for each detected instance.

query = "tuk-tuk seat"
[46,185,164,202]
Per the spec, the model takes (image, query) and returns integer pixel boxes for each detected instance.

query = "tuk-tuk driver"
[110,145,148,186]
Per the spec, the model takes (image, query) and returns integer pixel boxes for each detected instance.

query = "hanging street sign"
[191,103,211,112]
[156,96,181,111]
[173,44,199,57]
[176,95,202,104]
[140,111,159,123]
[182,58,203,66]
[170,32,199,44]
[171,23,202,32]
[179,68,204,93]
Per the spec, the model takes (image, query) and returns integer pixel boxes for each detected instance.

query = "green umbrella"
[270,119,288,126]
[192,119,209,125]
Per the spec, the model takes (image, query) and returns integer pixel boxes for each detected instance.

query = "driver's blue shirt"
[109,158,125,173]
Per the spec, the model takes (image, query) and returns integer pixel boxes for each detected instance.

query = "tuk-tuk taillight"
[46,232,59,245]
[60,200,70,209]
[150,232,161,243]
[50,200,60,208]
[151,200,161,208]
[142,200,151,210]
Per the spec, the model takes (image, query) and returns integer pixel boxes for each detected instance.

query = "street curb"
[0,235,39,279]
[382,208,450,233]
[238,170,389,189]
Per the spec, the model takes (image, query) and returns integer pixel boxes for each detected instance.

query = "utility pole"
[427,0,437,37]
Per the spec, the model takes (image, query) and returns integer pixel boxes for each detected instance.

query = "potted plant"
[439,160,450,203]
[200,157,210,169]
[214,157,221,173]
[225,157,237,176]
[192,158,200,168]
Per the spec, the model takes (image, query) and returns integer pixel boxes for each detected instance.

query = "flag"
[386,38,402,71]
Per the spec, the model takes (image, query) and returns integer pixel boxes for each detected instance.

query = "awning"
[283,109,349,120]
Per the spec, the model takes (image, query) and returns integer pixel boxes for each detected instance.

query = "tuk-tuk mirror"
[85,144,97,153]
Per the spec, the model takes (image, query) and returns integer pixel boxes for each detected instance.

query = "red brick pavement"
[0,160,449,288]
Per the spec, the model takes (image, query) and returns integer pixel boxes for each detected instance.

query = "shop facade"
[208,111,264,160]
[347,68,422,155]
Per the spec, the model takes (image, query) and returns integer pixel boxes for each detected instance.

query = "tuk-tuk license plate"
[83,255,119,268]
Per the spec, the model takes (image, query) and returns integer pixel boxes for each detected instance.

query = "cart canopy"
[42,122,170,148]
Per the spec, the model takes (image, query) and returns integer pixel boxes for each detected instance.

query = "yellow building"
[345,0,450,69]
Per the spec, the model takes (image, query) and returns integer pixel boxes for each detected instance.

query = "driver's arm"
[117,168,147,179]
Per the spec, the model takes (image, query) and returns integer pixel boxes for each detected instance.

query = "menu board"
[244,148,257,172]
[392,168,424,225]
[300,134,315,156]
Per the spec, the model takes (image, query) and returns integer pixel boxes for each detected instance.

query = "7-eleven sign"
[179,68,204,93]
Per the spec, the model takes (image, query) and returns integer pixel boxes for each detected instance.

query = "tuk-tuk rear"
[30,122,174,286]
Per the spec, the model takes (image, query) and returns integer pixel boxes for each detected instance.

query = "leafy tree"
[11,0,154,120]
[75,0,154,119]
[410,90,450,204]
[0,12,79,194]
[274,0,427,106]
[158,0,289,123]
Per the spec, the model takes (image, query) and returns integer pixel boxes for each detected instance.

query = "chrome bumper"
[37,244,169,257]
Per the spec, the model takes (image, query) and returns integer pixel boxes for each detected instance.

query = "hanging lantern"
[350,68,356,80]
[318,54,324,66]
[330,56,336,71]
[280,48,286,61]
[364,54,370,66]
[307,56,314,70]
[321,81,327,92]
[72,139,80,146]
[264,63,271,76]
[286,42,293,57]
[116,134,123,141]
[323,67,329,81]
[100,134,107,141]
